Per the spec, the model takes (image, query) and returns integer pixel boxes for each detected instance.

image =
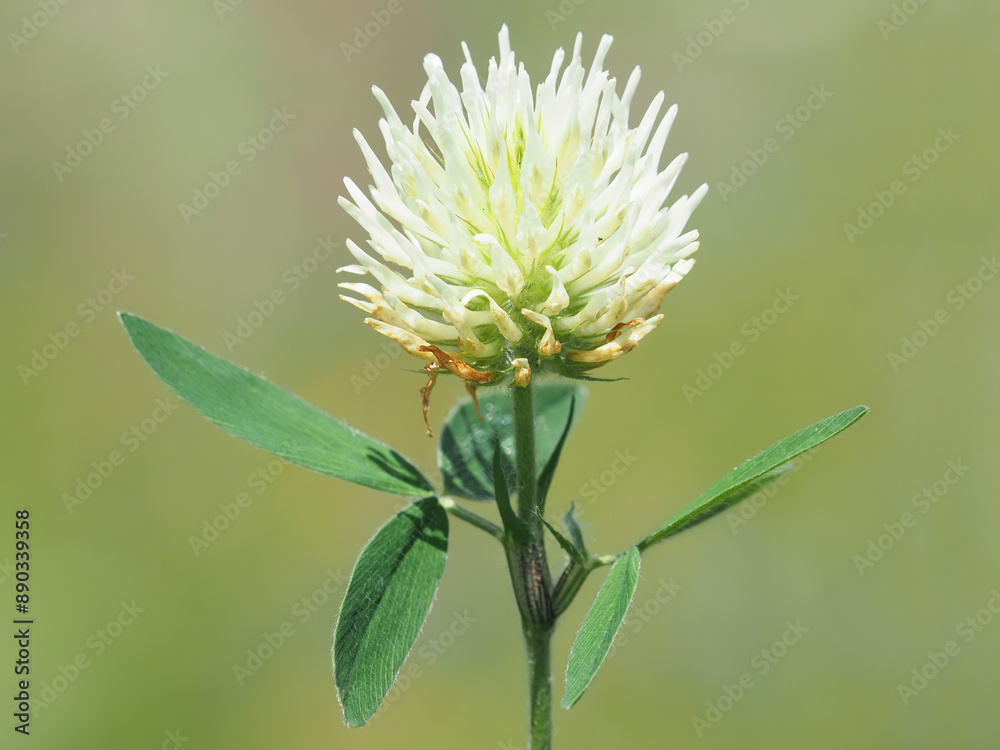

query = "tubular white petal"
[626,257,696,320]
[461,290,523,342]
[371,86,407,133]
[553,294,604,332]
[568,206,636,293]
[638,104,679,184]
[345,239,441,310]
[540,265,570,315]
[338,282,411,332]
[520,127,554,211]
[671,257,696,277]
[423,54,465,126]
[574,272,633,336]
[625,232,699,296]
[423,276,496,355]
[378,291,457,341]
[488,143,518,240]
[353,129,414,228]
[440,310,497,357]
[336,264,368,275]
[338,186,412,267]
[511,357,531,387]
[563,243,593,283]
[338,281,382,298]
[567,315,663,363]
[587,35,614,84]
[515,200,548,272]
[521,309,562,355]
[631,91,664,158]
[475,233,524,297]
[365,318,438,361]
[338,294,376,315]
[498,23,511,60]
[633,152,688,230]
[619,65,642,118]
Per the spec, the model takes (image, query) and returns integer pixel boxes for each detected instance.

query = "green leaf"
[563,547,641,708]
[119,312,432,497]
[563,503,588,557]
[438,383,585,501]
[663,464,795,530]
[537,395,576,508]
[334,497,448,726]
[639,405,869,550]
[493,440,527,542]
[540,514,588,568]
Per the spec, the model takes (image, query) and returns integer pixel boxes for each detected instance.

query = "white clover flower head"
[339,25,707,388]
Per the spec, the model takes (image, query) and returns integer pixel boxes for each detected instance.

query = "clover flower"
[339,25,707,388]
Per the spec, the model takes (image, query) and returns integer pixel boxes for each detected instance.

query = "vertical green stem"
[512,380,540,527]
[525,622,553,750]
[509,379,554,749]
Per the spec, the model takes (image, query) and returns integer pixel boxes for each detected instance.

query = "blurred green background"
[2,1,998,748]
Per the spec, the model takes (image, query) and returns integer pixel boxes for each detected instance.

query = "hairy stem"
[508,380,555,748]
[525,622,554,750]
[512,381,541,527]
[437,496,503,540]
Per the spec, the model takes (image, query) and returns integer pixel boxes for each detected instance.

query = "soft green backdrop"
[2,1,998,748]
